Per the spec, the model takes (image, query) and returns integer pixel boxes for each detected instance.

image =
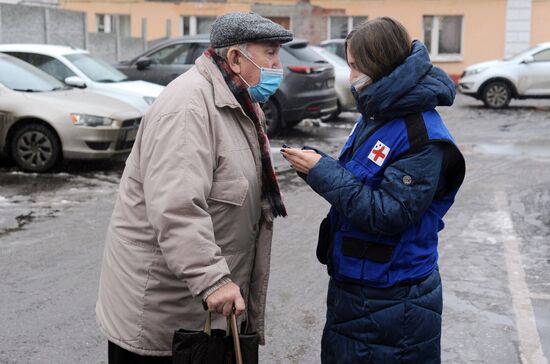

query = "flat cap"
[210,12,293,48]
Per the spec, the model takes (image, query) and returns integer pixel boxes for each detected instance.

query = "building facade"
[59,0,550,78]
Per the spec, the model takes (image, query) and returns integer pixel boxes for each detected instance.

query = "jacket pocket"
[207,179,249,206]
[333,231,391,284]
[316,216,331,265]
[97,232,156,343]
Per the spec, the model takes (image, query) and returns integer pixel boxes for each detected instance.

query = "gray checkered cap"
[210,12,293,48]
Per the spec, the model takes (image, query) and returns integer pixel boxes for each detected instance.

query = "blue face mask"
[238,50,284,103]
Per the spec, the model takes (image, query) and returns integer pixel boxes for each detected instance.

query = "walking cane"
[230,308,243,364]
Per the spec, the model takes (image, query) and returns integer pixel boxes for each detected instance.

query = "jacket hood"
[354,41,456,120]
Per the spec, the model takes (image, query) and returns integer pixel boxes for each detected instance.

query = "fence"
[0,3,160,63]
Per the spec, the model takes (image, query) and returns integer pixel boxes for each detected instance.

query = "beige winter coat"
[96,54,275,356]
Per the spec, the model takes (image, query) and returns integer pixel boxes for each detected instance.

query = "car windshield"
[65,53,128,83]
[0,56,66,92]
[504,46,540,61]
[315,48,348,67]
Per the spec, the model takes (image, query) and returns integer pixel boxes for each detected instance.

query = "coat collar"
[195,54,243,110]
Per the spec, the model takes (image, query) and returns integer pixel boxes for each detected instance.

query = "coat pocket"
[207,179,249,206]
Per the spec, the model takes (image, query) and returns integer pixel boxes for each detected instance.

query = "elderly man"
[96,12,292,363]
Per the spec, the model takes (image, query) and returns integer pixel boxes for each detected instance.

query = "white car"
[458,42,550,108]
[0,44,164,113]
[311,46,355,118]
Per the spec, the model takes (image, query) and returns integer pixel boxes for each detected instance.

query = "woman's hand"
[281,148,322,175]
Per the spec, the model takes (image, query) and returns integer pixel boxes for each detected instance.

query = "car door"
[518,49,550,96]
[128,42,194,86]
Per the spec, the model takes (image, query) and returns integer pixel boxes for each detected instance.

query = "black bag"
[172,311,259,364]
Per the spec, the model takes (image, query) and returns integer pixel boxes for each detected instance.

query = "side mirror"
[136,57,153,70]
[64,76,87,88]
[522,56,535,64]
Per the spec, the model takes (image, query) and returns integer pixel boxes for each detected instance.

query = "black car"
[116,36,338,135]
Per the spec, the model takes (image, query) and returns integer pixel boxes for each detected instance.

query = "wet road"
[1,94,549,363]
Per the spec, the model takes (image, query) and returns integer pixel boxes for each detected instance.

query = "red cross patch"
[368,140,390,166]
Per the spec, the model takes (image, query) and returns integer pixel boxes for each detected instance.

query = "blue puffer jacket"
[307,41,462,364]
[307,40,458,248]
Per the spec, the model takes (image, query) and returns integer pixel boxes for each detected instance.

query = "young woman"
[282,17,465,363]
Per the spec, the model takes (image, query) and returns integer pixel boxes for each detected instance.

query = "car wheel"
[10,123,61,172]
[262,99,281,137]
[482,81,512,109]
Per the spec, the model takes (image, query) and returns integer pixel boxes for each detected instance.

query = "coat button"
[402,175,413,185]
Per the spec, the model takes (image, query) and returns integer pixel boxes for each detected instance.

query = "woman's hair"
[345,17,412,82]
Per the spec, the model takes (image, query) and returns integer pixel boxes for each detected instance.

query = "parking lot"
[1,94,549,363]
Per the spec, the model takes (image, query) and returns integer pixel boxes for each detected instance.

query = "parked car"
[0,44,164,113]
[318,39,346,60]
[0,53,143,172]
[458,42,550,108]
[310,46,355,118]
[116,36,338,135]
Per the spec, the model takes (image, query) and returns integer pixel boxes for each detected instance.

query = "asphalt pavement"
[0,94,549,363]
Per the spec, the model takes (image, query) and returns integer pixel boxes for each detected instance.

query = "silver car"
[0,53,143,172]
[311,46,356,118]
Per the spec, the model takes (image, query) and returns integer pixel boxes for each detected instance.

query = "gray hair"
[214,43,251,59]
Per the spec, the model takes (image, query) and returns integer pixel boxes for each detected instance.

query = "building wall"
[504,0,532,57]
[531,0,550,46]
[61,0,547,78]
[312,0,507,77]
[62,1,250,40]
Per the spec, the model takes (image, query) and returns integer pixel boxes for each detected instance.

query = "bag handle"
[203,309,243,364]
[204,311,212,336]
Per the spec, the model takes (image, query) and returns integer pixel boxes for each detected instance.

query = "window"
[197,16,216,34]
[0,57,64,92]
[188,43,210,63]
[5,52,76,82]
[96,14,130,36]
[319,41,345,59]
[423,15,463,60]
[65,53,127,82]
[181,16,216,36]
[328,16,367,39]
[285,42,325,63]
[118,15,131,38]
[533,49,550,62]
[148,43,192,65]
[181,16,190,36]
[96,14,112,33]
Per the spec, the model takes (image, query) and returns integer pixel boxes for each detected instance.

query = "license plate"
[126,128,138,141]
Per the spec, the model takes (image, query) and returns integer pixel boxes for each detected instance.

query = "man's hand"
[281,148,322,174]
[205,282,245,316]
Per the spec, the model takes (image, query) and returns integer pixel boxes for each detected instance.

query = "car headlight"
[463,67,488,77]
[143,96,156,105]
[70,114,114,127]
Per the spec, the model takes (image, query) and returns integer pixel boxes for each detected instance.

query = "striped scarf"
[204,47,287,218]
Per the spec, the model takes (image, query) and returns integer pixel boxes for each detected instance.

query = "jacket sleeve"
[306,143,445,236]
[140,105,230,298]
